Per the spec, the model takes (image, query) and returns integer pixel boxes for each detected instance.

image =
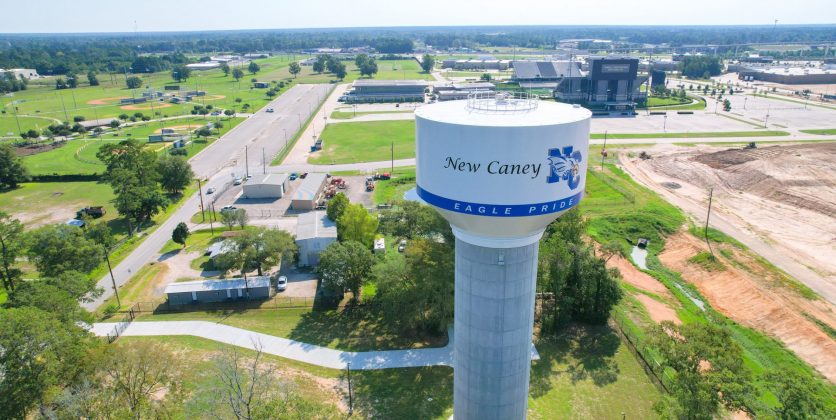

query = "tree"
[421,54,435,73]
[172,222,189,248]
[723,99,732,112]
[67,73,78,88]
[220,61,230,76]
[171,65,191,82]
[288,61,301,78]
[97,140,168,233]
[100,341,184,418]
[156,154,193,194]
[220,209,238,231]
[232,68,244,81]
[358,58,378,78]
[219,227,296,277]
[312,55,328,73]
[318,240,374,297]
[337,203,378,246]
[0,212,24,291]
[648,322,754,419]
[235,208,249,230]
[87,71,99,86]
[248,61,260,74]
[125,76,142,89]
[326,192,349,221]
[764,370,834,419]
[55,77,68,89]
[26,224,103,277]
[334,62,347,80]
[378,200,453,243]
[109,119,120,129]
[224,109,236,117]
[480,73,492,81]
[0,143,30,189]
[0,307,93,419]
[5,280,93,324]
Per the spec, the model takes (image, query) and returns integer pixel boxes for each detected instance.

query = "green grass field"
[329,110,413,119]
[590,130,789,139]
[800,128,836,135]
[21,116,244,175]
[309,120,415,164]
[641,96,706,111]
[0,115,60,136]
[1,55,299,133]
[0,181,117,228]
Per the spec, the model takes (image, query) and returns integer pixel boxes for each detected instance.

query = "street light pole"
[346,362,353,415]
[197,179,206,222]
[104,249,120,307]
[663,115,668,132]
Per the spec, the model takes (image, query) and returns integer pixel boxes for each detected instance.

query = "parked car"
[206,187,216,194]
[210,111,221,116]
[220,205,237,212]
[289,173,298,180]
[276,276,288,292]
[398,239,407,253]
[265,108,274,113]
[233,178,243,185]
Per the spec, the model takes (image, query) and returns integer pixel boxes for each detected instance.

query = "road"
[84,84,332,311]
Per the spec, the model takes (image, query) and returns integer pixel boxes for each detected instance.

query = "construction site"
[618,142,836,381]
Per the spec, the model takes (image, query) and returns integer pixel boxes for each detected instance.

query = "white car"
[233,178,243,185]
[206,187,216,194]
[266,108,274,113]
[276,276,288,292]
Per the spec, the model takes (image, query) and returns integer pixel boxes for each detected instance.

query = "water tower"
[415,93,591,419]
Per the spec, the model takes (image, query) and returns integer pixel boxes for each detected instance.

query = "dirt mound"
[607,254,671,298]
[659,230,836,382]
[634,294,681,325]
[13,141,65,157]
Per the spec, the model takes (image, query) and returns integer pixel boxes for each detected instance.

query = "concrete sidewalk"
[92,321,540,370]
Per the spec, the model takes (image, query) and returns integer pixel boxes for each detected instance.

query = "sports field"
[22,116,244,175]
[309,120,415,164]
[1,55,298,132]
[0,181,116,228]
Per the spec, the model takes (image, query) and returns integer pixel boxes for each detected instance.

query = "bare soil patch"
[13,140,65,157]
[87,96,129,105]
[120,102,173,111]
[607,254,671,298]
[634,293,681,325]
[659,230,836,382]
[636,143,836,291]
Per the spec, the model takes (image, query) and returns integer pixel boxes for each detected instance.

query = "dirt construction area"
[659,230,836,382]
[625,142,836,302]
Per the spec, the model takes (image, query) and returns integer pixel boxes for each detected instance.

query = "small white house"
[296,211,337,267]
[373,237,385,254]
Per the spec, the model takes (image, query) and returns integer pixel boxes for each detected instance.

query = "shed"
[164,277,271,305]
[291,173,327,210]
[373,237,385,254]
[242,173,290,199]
[296,211,337,267]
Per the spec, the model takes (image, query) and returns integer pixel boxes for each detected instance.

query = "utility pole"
[346,362,353,415]
[58,93,69,122]
[197,179,206,222]
[601,131,608,172]
[391,141,394,174]
[245,146,249,178]
[104,248,120,307]
[705,187,715,257]
[262,148,266,174]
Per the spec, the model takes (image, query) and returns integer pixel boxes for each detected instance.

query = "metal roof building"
[242,173,290,199]
[296,211,338,266]
[291,173,327,210]
[164,277,271,305]
[343,80,428,103]
[512,61,585,88]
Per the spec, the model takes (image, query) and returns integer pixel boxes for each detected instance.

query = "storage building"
[342,80,428,103]
[242,173,290,199]
[291,173,327,210]
[164,277,271,305]
[296,211,337,267]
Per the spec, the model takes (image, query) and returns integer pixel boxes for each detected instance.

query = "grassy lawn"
[590,130,789,139]
[22,139,118,175]
[642,96,707,111]
[308,120,415,165]
[1,54,298,133]
[21,117,245,175]
[373,166,416,204]
[135,306,447,352]
[329,110,413,119]
[0,115,60,136]
[800,128,836,135]
[0,181,116,228]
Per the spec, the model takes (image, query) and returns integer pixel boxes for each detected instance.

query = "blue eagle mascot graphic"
[547,146,583,190]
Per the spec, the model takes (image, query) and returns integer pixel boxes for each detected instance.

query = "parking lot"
[208,172,375,221]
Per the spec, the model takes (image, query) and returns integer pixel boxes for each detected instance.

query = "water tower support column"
[454,235,540,419]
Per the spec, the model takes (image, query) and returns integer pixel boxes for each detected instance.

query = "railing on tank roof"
[465,91,539,113]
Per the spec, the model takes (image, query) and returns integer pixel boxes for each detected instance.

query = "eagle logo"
[547,146,583,189]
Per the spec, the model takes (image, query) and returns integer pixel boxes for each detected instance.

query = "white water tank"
[416,93,591,247]
[415,93,591,420]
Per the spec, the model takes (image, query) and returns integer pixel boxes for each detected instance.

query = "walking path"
[90,321,539,370]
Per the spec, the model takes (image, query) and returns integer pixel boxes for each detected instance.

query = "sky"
[3,0,835,33]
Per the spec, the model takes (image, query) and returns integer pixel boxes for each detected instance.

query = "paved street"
[84,84,332,311]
